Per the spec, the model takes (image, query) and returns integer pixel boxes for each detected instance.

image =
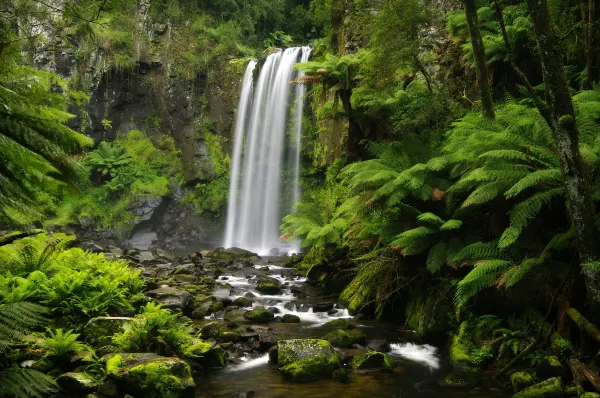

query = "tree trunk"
[527,0,600,316]
[339,89,362,158]
[463,0,495,119]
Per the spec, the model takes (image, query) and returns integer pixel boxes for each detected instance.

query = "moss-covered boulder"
[332,368,350,382]
[276,339,341,366]
[323,319,354,329]
[56,372,100,394]
[244,306,274,323]
[199,321,222,339]
[233,297,253,307]
[83,317,133,346]
[209,247,259,260]
[581,393,600,398]
[350,351,396,370]
[183,340,225,368]
[511,371,534,393]
[449,322,476,368]
[281,354,341,382]
[146,287,194,314]
[224,308,247,323]
[324,329,366,348]
[281,314,301,323]
[256,276,281,294]
[105,353,195,398]
[536,356,568,380]
[405,283,452,341]
[513,377,564,398]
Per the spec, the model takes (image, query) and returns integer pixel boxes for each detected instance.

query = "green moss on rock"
[405,283,452,340]
[277,339,341,366]
[449,322,476,368]
[56,372,100,394]
[513,377,564,398]
[324,329,366,348]
[581,393,600,398]
[244,306,274,323]
[511,371,534,393]
[350,351,395,370]
[183,340,224,368]
[127,360,195,398]
[281,354,340,381]
[323,319,354,329]
[281,314,301,323]
[256,277,281,294]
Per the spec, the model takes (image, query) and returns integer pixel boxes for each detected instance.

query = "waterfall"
[224,47,311,254]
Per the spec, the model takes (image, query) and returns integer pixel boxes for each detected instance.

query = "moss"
[127,360,194,398]
[281,354,339,381]
[233,297,253,307]
[277,339,340,366]
[513,377,564,398]
[281,314,301,323]
[106,354,125,374]
[244,306,274,323]
[405,284,452,340]
[449,321,476,367]
[323,329,366,347]
[323,319,354,329]
[440,369,479,387]
[256,276,281,294]
[581,393,600,398]
[209,302,224,312]
[511,371,534,393]
[536,356,567,379]
[332,368,350,382]
[350,351,396,370]
[183,341,224,368]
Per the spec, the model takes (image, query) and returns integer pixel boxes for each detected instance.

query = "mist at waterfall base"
[223,47,312,255]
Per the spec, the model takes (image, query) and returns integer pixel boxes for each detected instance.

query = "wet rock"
[281,314,301,323]
[224,309,247,323]
[84,317,133,346]
[281,354,341,382]
[233,297,253,307]
[511,371,535,393]
[284,302,297,311]
[56,372,100,394]
[82,241,104,253]
[104,353,195,397]
[146,287,194,314]
[244,292,256,298]
[183,340,225,368]
[350,351,396,370]
[267,307,280,314]
[323,319,354,329]
[256,276,281,294]
[405,283,452,341]
[332,368,350,383]
[513,377,564,398]
[209,302,224,313]
[324,329,366,348]
[268,346,279,363]
[536,356,568,380]
[244,306,275,323]
[209,247,259,260]
[313,302,334,312]
[367,339,391,353]
[200,321,222,339]
[276,339,341,366]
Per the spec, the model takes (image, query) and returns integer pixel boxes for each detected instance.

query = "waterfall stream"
[224,47,312,254]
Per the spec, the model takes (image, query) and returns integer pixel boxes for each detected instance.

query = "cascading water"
[224,46,311,254]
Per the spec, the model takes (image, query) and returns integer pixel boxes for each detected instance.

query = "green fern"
[0,368,56,398]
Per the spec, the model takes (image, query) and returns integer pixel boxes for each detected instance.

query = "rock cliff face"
[33,3,244,251]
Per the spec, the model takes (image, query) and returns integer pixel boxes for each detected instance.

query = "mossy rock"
[323,319,354,329]
[277,339,341,366]
[244,306,274,323]
[513,377,564,398]
[511,371,534,393]
[332,368,350,383]
[439,369,479,387]
[183,340,225,368]
[209,302,224,313]
[233,297,253,307]
[350,351,396,370]
[209,247,258,260]
[281,314,301,323]
[449,322,476,368]
[536,356,568,380]
[83,317,133,346]
[224,309,247,323]
[199,321,222,339]
[256,276,281,294]
[105,353,195,398]
[324,329,366,348]
[218,330,241,343]
[581,393,600,398]
[405,282,452,340]
[281,354,340,382]
[56,372,100,394]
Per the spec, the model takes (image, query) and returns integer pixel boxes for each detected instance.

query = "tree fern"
[0,368,56,398]
[0,302,48,352]
[454,260,514,306]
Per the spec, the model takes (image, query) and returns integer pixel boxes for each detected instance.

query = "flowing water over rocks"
[192,255,507,398]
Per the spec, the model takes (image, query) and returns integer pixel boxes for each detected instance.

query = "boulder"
[332,368,350,383]
[350,351,396,370]
[256,276,281,294]
[209,247,259,260]
[233,297,253,307]
[281,314,301,323]
[511,371,534,393]
[281,354,340,382]
[312,303,334,313]
[244,306,274,323]
[367,339,391,353]
[536,356,568,380]
[323,319,354,329]
[104,353,195,398]
[146,287,194,313]
[199,321,222,339]
[581,393,600,398]
[324,329,366,348]
[405,283,452,341]
[513,377,564,398]
[56,372,100,394]
[84,317,133,346]
[276,339,341,366]
[183,340,225,368]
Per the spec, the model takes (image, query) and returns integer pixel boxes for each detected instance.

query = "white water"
[389,343,440,369]
[223,47,312,254]
[227,354,270,372]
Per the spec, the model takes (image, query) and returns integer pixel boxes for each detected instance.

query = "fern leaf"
[440,219,463,230]
[504,169,562,198]
[455,260,514,306]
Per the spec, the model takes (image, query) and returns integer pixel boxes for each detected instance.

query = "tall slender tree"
[526,0,600,315]
[463,0,495,119]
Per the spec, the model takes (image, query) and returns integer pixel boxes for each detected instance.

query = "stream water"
[194,257,508,398]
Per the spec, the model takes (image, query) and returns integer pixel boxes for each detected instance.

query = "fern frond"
[0,368,56,398]
[455,260,514,306]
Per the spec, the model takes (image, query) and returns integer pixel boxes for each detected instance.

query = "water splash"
[223,47,312,254]
[227,354,270,372]
[389,343,440,369]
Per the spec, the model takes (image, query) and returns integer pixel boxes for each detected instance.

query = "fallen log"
[569,357,600,392]
[567,308,600,343]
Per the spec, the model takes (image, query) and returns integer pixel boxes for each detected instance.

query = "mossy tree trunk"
[463,0,495,119]
[338,89,362,158]
[527,0,600,316]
